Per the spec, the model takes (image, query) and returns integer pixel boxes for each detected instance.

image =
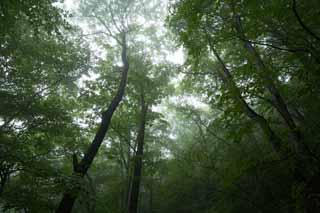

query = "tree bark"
[56,33,129,213]
[127,94,148,213]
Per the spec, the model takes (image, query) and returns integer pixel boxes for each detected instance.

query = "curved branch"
[292,0,320,42]
[237,36,309,53]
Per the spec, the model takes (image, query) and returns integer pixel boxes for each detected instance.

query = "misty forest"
[1,0,320,212]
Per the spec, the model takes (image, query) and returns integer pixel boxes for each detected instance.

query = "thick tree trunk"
[56,34,129,213]
[206,38,282,154]
[127,94,148,213]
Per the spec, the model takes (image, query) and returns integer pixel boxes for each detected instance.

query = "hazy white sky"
[60,0,207,141]
[62,0,184,65]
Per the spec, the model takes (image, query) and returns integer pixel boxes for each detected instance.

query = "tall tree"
[126,54,171,213]
[56,0,167,212]
[168,0,320,211]
[56,32,129,212]
[127,92,148,213]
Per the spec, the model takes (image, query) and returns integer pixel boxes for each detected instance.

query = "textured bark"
[207,38,282,154]
[56,34,129,213]
[127,94,148,213]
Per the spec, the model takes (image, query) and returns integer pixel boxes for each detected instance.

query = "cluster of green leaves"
[0,0,90,211]
[160,0,320,212]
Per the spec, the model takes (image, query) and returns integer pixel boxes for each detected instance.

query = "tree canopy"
[1,0,320,212]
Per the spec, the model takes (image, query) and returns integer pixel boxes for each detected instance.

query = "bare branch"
[93,15,122,44]
[79,31,107,38]
[106,4,123,33]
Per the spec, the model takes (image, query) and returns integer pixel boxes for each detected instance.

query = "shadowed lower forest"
[1,0,320,212]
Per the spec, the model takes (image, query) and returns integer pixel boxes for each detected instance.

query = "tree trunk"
[0,163,12,197]
[206,37,282,154]
[233,14,320,212]
[233,15,308,156]
[0,173,8,196]
[127,94,148,213]
[56,34,129,213]
[149,177,154,213]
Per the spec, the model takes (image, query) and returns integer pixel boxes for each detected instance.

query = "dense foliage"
[1,0,320,212]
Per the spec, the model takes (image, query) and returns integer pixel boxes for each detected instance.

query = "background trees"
[167,0,320,212]
[0,0,90,211]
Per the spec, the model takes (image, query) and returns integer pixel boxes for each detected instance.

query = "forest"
[1,0,320,212]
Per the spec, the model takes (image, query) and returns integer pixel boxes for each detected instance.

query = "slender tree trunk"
[127,94,148,213]
[0,164,12,197]
[232,14,320,212]
[124,129,133,212]
[0,174,8,196]
[149,177,153,213]
[125,154,132,211]
[233,15,308,156]
[206,37,282,154]
[56,34,129,213]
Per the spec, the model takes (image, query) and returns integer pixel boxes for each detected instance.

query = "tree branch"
[292,0,320,42]
[93,15,122,44]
